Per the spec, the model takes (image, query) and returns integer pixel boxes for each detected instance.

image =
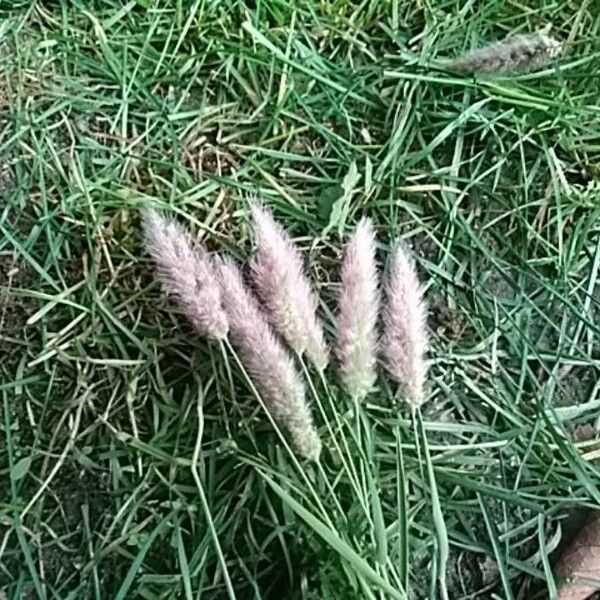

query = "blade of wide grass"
[477,493,514,600]
[417,411,449,600]
[3,392,45,599]
[114,516,172,600]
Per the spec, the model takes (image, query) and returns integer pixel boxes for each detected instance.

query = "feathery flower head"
[217,256,322,461]
[450,31,562,75]
[381,243,428,409]
[142,209,228,339]
[337,217,381,400]
[250,204,329,370]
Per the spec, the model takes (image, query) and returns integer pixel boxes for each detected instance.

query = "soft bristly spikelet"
[337,218,381,400]
[450,32,562,75]
[250,204,329,370]
[381,244,428,409]
[142,209,228,340]
[217,257,322,461]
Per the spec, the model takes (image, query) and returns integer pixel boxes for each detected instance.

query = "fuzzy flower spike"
[381,243,428,409]
[337,218,381,400]
[142,209,228,340]
[450,31,562,76]
[217,257,322,461]
[250,204,329,371]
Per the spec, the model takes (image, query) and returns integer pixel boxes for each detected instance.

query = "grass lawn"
[2,1,600,598]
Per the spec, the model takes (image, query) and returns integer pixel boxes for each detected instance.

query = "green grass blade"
[262,475,406,600]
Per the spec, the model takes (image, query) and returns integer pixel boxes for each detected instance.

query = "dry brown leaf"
[555,511,600,599]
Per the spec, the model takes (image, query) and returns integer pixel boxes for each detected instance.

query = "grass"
[1,1,600,598]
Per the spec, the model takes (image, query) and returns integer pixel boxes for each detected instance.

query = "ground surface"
[1,2,600,599]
